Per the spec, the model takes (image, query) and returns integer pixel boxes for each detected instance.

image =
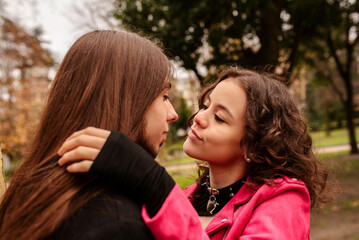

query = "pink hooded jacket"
[142,176,310,239]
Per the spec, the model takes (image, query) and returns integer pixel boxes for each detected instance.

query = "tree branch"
[284,22,303,86]
[329,75,345,104]
[345,10,354,77]
[326,30,347,80]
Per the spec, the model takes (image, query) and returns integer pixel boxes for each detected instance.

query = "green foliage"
[114,0,301,84]
[306,80,346,131]
[169,97,192,141]
[165,139,185,155]
[168,168,197,189]
[166,156,196,166]
[113,0,359,152]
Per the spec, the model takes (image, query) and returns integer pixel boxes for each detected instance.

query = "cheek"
[207,131,244,158]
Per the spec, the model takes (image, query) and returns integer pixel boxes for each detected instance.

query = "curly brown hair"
[192,67,331,209]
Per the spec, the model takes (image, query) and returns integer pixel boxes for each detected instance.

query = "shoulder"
[48,186,153,240]
[183,183,197,197]
[238,176,311,239]
[266,176,308,193]
[251,176,310,206]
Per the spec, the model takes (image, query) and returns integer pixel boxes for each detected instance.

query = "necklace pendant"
[207,195,219,215]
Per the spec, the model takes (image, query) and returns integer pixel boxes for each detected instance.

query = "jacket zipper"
[222,207,240,239]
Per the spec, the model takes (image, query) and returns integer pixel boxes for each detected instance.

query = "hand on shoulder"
[57,127,110,172]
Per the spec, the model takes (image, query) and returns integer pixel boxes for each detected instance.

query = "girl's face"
[183,78,247,166]
[142,84,178,157]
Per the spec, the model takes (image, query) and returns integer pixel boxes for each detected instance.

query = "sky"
[2,0,192,81]
[3,0,102,62]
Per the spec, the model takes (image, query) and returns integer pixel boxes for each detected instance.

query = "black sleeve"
[47,187,154,240]
[89,131,175,217]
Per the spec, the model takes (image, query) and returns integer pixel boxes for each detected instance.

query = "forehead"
[210,78,247,117]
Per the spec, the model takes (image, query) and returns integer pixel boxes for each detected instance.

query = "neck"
[208,160,247,189]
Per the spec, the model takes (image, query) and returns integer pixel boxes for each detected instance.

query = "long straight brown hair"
[0,30,172,240]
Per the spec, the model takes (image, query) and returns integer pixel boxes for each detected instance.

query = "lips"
[188,129,203,141]
[162,131,168,141]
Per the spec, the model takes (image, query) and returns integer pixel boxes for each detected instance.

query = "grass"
[311,128,359,148]
[168,168,197,189]
[165,139,185,155]
[316,150,350,160]
[310,153,359,239]
[166,156,196,166]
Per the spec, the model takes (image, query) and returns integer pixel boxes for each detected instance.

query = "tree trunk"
[256,0,283,67]
[343,75,359,153]
[323,100,331,137]
[326,29,358,154]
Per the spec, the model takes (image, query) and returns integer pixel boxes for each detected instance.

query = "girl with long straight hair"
[0,30,175,239]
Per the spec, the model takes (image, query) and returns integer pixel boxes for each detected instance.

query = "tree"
[68,0,119,31]
[112,0,358,153]
[0,17,53,163]
[306,71,345,135]
[307,0,359,153]
[113,0,291,85]
[169,97,192,141]
[282,0,358,153]
[326,1,359,153]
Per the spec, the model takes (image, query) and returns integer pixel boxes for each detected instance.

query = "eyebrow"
[207,96,234,119]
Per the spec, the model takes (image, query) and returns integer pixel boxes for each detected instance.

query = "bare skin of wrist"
[57,127,110,173]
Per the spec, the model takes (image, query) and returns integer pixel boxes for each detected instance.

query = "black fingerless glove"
[90,131,175,218]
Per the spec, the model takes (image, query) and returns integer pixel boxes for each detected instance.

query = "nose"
[193,110,208,128]
[167,102,178,123]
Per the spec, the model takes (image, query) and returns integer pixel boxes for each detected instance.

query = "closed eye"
[215,115,225,123]
[163,95,170,101]
[200,103,208,110]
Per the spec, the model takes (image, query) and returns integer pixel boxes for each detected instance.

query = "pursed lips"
[189,128,203,141]
[162,131,168,140]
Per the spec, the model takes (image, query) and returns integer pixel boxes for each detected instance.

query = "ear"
[239,140,249,162]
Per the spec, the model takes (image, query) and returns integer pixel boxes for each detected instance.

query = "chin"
[136,138,158,159]
[183,140,190,154]
[183,142,197,159]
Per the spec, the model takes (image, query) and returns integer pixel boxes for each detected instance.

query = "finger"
[66,127,110,142]
[64,129,87,142]
[58,134,106,156]
[58,146,100,166]
[66,160,93,173]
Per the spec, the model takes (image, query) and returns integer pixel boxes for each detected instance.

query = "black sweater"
[47,131,174,239]
[46,181,154,240]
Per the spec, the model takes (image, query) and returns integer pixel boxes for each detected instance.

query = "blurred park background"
[0,0,359,239]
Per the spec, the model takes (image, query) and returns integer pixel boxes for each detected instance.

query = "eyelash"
[163,95,170,101]
[201,104,225,123]
[201,104,208,110]
[215,115,225,123]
